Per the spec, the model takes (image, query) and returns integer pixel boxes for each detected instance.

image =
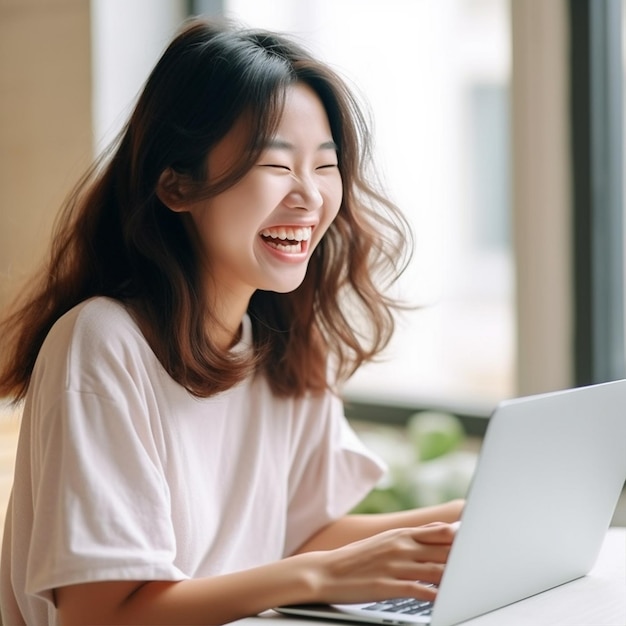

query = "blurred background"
[0,0,625,522]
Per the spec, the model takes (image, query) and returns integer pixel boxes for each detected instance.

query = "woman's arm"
[56,522,457,626]
[294,499,465,553]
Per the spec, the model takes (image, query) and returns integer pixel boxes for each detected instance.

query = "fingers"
[371,579,439,603]
[388,561,445,587]
[312,526,456,607]
[411,521,458,545]
[387,524,456,572]
[368,525,454,565]
[369,527,451,581]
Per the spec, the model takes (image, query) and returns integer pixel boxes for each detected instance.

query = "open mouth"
[260,226,312,253]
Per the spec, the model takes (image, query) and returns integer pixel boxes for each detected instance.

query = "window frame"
[569,0,625,386]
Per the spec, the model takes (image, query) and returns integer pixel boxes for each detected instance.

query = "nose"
[285,172,323,211]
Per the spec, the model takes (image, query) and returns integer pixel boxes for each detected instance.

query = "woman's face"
[185,82,343,322]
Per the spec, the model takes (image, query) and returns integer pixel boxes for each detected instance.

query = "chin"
[264,276,307,295]
[268,284,304,295]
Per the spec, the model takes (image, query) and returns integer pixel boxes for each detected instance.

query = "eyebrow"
[263,138,338,151]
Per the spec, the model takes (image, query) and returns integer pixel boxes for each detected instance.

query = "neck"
[204,289,252,351]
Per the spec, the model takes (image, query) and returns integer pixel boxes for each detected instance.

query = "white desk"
[245,527,626,626]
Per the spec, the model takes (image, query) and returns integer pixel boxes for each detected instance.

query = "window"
[222,0,514,410]
[90,0,187,151]
[97,1,623,417]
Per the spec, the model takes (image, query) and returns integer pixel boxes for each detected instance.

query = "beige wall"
[0,0,93,310]
[511,0,574,395]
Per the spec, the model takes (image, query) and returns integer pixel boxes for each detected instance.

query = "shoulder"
[53,296,137,335]
[43,297,143,355]
[34,297,157,395]
[282,388,344,442]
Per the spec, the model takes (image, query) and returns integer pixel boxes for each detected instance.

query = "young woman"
[0,18,463,625]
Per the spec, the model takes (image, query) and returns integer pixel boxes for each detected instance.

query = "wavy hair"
[0,17,413,402]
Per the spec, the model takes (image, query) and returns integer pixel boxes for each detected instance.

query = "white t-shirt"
[0,297,384,626]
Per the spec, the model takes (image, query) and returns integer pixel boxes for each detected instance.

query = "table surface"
[241,526,626,626]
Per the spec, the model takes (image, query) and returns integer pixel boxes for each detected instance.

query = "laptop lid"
[429,378,626,625]
[278,379,626,626]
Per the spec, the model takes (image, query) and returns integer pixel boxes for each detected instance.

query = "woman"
[0,18,462,625]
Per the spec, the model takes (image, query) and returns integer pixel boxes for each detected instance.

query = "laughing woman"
[0,18,462,626]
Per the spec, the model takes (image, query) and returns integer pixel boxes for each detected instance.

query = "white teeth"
[260,226,312,242]
[264,240,303,253]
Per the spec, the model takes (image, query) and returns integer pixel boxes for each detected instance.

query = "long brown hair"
[0,18,413,402]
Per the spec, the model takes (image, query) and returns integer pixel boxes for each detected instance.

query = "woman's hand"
[56,523,457,625]
[294,499,465,554]
[301,522,457,605]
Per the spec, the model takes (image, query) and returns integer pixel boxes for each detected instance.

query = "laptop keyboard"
[362,598,433,616]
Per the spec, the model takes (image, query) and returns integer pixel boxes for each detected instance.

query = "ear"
[156,167,192,212]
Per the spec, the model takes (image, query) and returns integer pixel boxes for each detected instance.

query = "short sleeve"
[21,303,188,603]
[284,392,386,555]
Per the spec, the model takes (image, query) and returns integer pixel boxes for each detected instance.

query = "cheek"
[204,185,264,230]
[314,186,342,247]
[227,176,290,219]
[324,178,343,222]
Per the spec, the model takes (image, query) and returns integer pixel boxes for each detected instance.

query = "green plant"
[351,411,476,513]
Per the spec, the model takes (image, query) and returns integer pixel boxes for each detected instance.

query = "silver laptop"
[277,379,626,626]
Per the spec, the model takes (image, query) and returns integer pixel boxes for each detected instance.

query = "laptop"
[277,379,626,626]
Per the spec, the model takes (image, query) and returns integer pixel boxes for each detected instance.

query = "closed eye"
[316,164,338,170]
[260,164,291,171]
